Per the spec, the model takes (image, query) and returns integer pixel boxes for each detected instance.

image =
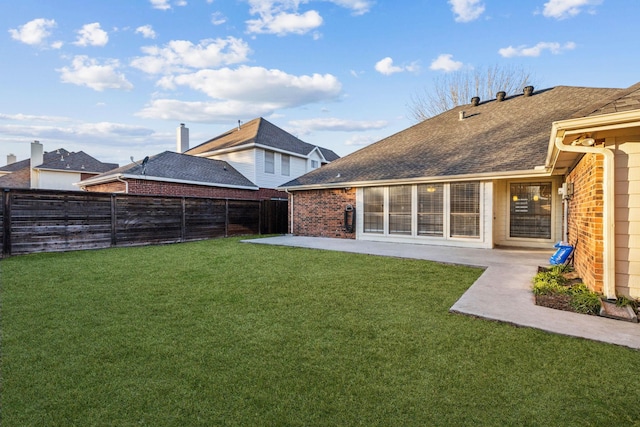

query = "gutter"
[550,125,616,299]
[116,174,129,194]
[77,173,259,191]
[278,168,551,192]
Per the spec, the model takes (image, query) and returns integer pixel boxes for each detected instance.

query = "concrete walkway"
[245,235,640,350]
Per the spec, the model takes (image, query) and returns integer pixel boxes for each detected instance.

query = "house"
[79,119,339,200]
[0,141,118,190]
[77,150,275,199]
[279,83,640,300]
[186,117,340,191]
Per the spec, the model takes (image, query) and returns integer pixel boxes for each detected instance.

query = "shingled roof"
[80,151,258,189]
[0,148,118,188]
[187,117,340,162]
[280,85,627,189]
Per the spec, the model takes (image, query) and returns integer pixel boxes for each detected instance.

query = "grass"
[2,237,639,426]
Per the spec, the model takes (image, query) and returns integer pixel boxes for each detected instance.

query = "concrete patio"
[245,235,640,350]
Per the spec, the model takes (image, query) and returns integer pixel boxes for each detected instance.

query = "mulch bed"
[535,293,574,312]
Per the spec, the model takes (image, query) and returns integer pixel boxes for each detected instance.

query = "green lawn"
[1,237,639,426]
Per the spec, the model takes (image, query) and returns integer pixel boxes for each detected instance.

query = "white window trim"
[356,183,489,248]
[505,179,556,244]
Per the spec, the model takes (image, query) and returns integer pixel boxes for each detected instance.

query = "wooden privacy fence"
[1,188,288,257]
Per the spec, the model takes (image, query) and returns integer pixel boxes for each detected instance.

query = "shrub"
[569,284,601,315]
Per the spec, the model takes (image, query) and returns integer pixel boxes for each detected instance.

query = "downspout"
[115,175,129,194]
[285,189,293,235]
[554,134,616,300]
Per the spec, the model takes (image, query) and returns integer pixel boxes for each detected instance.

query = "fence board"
[0,188,288,257]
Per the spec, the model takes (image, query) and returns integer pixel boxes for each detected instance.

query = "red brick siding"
[290,188,356,239]
[566,153,604,293]
[84,179,286,200]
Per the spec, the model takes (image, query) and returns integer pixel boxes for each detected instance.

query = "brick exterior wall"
[290,188,356,239]
[84,179,287,200]
[566,153,604,293]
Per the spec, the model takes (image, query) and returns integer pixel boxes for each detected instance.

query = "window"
[363,187,384,233]
[417,184,444,236]
[450,182,480,238]
[264,151,274,174]
[311,160,319,169]
[281,154,290,176]
[510,182,552,239]
[389,185,412,235]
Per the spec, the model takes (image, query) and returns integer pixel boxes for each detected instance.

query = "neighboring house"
[279,83,640,300]
[186,117,340,190]
[78,150,282,200]
[0,141,118,190]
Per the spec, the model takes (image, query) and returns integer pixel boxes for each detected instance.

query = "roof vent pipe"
[459,111,466,121]
[496,91,506,102]
[471,96,480,106]
[523,86,534,97]
[237,120,242,131]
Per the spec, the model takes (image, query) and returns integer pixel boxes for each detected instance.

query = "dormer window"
[311,160,319,169]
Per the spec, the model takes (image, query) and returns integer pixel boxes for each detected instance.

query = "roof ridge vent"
[496,91,506,102]
[523,85,534,97]
[471,96,480,106]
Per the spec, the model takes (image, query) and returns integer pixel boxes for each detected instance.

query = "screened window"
[510,182,552,239]
[264,151,275,174]
[389,185,412,235]
[363,187,384,233]
[281,154,290,176]
[450,182,480,238]
[418,184,444,236]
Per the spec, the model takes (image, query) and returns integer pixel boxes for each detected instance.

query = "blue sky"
[1,0,638,166]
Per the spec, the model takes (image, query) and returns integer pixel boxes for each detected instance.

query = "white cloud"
[288,117,388,132]
[0,113,72,123]
[136,99,279,123]
[449,0,485,22]
[58,56,133,91]
[8,18,57,46]
[326,0,373,16]
[211,12,227,25]
[158,65,341,105]
[247,10,323,35]
[374,57,419,76]
[345,134,377,146]
[498,41,576,57]
[429,54,463,72]
[150,0,171,10]
[131,37,251,74]
[74,23,109,47]
[135,25,157,39]
[542,0,602,19]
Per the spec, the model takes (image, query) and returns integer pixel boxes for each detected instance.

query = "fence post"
[225,199,229,237]
[111,194,117,247]
[3,189,11,257]
[181,197,186,242]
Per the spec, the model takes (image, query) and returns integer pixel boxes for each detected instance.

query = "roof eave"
[79,173,258,191]
[278,168,551,191]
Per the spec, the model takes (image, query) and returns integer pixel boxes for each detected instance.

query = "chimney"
[523,86,534,97]
[177,123,189,153]
[7,153,16,165]
[471,96,480,107]
[30,140,44,189]
[496,91,506,102]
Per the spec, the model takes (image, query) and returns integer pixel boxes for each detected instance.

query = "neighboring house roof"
[187,117,340,162]
[280,85,626,189]
[0,167,30,188]
[37,150,118,173]
[0,148,119,189]
[79,151,258,189]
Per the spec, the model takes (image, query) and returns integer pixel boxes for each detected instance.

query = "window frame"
[281,154,290,176]
[264,150,275,174]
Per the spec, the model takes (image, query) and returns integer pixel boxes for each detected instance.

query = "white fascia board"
[546,109,640,169]
[190,142,254,157]
[278,169,551,191]
[307,146,327,162]
[253,143,309,159]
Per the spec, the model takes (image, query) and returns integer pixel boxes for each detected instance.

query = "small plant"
[532,266,567,296]
[568,284,601,315]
